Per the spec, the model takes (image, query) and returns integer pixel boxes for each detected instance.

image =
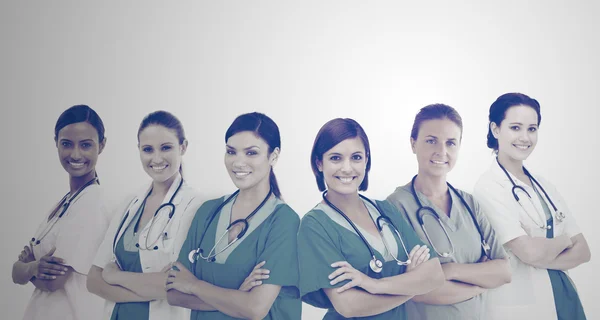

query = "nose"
[71,146,82,160]
[434,142,447,155]
[340,159,352,173]
[152,152,163,164]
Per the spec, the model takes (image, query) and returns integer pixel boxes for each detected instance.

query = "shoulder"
[272,202,300,224]
[298,205,333,233]
[386,184,412,202]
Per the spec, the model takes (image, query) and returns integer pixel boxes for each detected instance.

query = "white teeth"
[234,172,250,177]
[69,162,85,168]
[513,145,529,150]
[431,160,447,165]
[337,177,354,183]
[152,165,167,171]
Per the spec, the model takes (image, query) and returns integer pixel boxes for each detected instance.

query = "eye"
[351,154,363,161]
[81,142,92,149]
[528,127,537,132]
[61,141,72,147]
[425,139,435,144]
[226,149,235,155]
[510,125,520,131]
[329,155,341,161]
[161,145,172,151]
[246,150,258,156]
[446,141,456,147]
[143,146,153,153]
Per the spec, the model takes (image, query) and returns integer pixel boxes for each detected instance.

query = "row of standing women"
[12,92,590,320]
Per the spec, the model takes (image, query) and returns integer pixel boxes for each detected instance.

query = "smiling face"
[56,122,105,178]
[138,125,186,183]
[317,137,368,196]
[224,131,278,191]
[411,118,461,178]
[492,105,539,162]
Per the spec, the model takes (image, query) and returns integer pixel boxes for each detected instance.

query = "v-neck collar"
[212,193,282,264]
[411,186,459,232]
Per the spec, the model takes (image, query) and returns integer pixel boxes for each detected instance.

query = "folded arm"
[368,258,445,296]
[325,287,413,318]
[412,280,485,305]
[86,265,148,303]
[442,258,511,288]
[507,234,583,269]
[521,233,590,270]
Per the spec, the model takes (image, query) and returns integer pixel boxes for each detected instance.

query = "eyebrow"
[509,122,538,126]
[226,145,260,151]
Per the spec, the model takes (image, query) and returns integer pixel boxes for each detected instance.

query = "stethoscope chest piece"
[188,249,199,263]
[370,258,383,273]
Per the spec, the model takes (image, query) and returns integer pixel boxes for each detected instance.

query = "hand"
[32,247,68,280]
[239,261,270,292]
[166,262,199,295]
[102,261,123,285]
[478,254,489,263]
[328,261,376,294]
[405,245,430,272]
[19,245,35,263]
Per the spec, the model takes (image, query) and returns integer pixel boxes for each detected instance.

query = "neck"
[152,173,178,198]
[236,180,272,215]
[324,189,363,216]
[497,151,525,177]
[414,172,448,198]
[69,170,96,194]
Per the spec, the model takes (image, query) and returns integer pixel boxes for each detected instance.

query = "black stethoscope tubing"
[411,175,490,259]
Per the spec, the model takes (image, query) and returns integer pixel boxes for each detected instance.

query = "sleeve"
[473,179,528,245]
[538,177,581,238]
[380,200,438,260]
[92,196,133,269]
[470,195,508,260]
[54,188,110,274]
[256,205,300,299]
[171,191,204,260]
[296,213,347,308]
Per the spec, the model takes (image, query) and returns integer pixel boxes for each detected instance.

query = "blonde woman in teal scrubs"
[386,104,511,320]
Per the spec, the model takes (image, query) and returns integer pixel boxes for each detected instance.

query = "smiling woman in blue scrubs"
[166,112,301,320]
[298,118,445,319]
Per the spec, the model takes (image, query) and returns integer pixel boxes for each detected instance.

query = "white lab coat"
[93,173,203,320]
[473,160,581,320]
[24,184,109,320]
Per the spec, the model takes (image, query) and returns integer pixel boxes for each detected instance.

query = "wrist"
[442,263,457,281]
[365,277,381,294]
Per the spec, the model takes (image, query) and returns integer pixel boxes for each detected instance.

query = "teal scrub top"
[111,201,150,320]
[177,194,301,320]
[533,186,586,320]
[386,184,507,320]
[297,198,431,320]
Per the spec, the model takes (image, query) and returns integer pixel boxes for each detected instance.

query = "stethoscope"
[411,175,490,259]
[112,177,184,256]
[31,175,99,246]
[187,187,273,266]
[322,190,411,274]
[496,158,565,230]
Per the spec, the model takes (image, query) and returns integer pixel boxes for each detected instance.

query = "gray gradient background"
[1,1,598,319]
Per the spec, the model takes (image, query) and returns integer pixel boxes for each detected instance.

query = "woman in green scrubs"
[166,112,301,320]
[386,104,511,320]
[298,118,445,319]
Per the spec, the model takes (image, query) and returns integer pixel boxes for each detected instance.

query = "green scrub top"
[177,194,301,320]
[111,201,150,320]
[533,186,586,320]
[297,198,431,320]
[386,184,507,320]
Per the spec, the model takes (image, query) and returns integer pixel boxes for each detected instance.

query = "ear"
[98,137,107,155]
[316,159,323,172]
[269,147,280,166]
[490,122,500,139]
[410,137,416,154]
[180,139,188,156]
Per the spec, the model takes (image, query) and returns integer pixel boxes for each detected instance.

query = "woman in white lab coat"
[12,105,110,320]
[473,92,590,320]
[87,110,203,320]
